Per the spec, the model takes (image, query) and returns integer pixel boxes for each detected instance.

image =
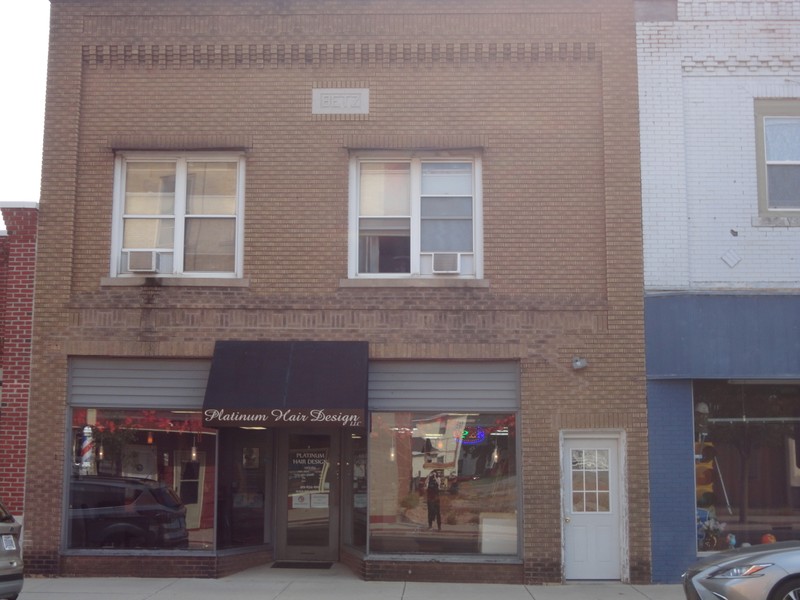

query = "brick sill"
[101,277,250,288]
[339,278,490,289]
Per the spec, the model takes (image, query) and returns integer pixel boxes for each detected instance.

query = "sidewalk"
[18,562,684,600]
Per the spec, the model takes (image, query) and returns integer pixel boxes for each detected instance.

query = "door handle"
[565,517,571,523]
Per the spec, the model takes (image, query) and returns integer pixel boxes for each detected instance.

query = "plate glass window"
[115,153,244,277]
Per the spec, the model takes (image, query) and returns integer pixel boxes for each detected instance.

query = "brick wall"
[30,0,648,583]
[0,204,38,516]
[638,1,800,291]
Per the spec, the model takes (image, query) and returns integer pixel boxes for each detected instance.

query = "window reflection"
[694,381,800,551]
[369,412,518,555]
[68,408,216,550]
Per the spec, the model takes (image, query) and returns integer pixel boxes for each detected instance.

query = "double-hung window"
[755,100,800,219]
[349,153,482,278]
[112,152,245,277]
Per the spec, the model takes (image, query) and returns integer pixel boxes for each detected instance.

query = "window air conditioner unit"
[431,252,460,274]
[127,250,159,273]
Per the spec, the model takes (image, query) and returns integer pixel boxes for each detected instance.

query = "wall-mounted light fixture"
[572,357,589,370]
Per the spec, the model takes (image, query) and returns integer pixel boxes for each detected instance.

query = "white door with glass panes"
[563,436,622,580]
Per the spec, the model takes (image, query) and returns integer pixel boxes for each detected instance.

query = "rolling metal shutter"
[368,361,519,411]
[69,357,211,409]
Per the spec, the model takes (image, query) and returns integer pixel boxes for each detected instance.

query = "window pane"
[123,218,174,249]
[369,412,517,555]
[125,162,176,215]
[694,381,800,552]
[421,197,473,218]
[186,162,238,215]
[359,217,411,233]
[767,165,800,209]
[358,234,410,274]
[184,218,235,272]
[571,448,610,514]
[421,219,473,252]
[360,163,410,216]
[421,162,473,196]
[68,408,216,551]
[765,118,800,161]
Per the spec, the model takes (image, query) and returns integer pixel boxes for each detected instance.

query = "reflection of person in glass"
[425,470,442,531]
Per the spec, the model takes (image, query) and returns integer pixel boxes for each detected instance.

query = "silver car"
[0,499,23,600]
[683,540,800,600]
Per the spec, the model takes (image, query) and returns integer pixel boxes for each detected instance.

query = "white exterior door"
[563,435,622,580]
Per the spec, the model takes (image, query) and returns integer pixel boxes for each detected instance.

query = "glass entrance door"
[276,430,340,561]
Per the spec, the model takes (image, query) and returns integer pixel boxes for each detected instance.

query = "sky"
[2,2,50,212]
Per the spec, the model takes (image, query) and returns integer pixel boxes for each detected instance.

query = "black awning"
[202,341,368,428]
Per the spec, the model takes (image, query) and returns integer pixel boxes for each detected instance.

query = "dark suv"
[69,476,188,549]
[0,499,23,600]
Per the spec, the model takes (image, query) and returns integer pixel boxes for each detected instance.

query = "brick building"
[637,0,800,582]
[0,203,38,518]
[26,0,649,583]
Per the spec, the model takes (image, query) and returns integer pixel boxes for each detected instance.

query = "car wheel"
[772,580,800,600]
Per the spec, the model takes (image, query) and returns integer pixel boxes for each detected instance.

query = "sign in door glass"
[287,436,331,547]
[571,449,610,513]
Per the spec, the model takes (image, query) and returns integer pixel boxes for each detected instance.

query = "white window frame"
[111,151,245,278]
[754,100,800,220]
[347,151,483,279]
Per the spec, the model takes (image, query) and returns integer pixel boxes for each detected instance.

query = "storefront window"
[68,408,216,551]
[345,431,368,550]
[369,412,518,555]
[694,381,800,551]
[216,428,272,550]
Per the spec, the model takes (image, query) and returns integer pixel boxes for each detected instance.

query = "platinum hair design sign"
[201,340,369,429]
[203,407,364,428]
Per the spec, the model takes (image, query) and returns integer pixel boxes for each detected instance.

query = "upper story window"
[348,152,483,279]
[111,152,245,278]
[755,100,800,219]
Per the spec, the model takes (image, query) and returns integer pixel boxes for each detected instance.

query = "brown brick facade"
[28,0,649,584]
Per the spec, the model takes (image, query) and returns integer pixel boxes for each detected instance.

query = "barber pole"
[81,425,95,475]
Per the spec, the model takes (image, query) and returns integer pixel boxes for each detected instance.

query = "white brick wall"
[638,1,800,290]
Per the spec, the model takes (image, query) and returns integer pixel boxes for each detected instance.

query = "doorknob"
[564,517,571,523]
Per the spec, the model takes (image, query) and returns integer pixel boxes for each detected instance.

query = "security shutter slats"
[368,361,518,411]
[69,358,210,409]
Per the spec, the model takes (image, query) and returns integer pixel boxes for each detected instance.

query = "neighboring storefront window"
[694,381,800,551]
[68,408,216,551]
[369,411,518,555]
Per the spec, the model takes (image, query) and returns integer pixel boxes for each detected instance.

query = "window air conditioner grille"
[432,253,460,274]
[127,250,159,273]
